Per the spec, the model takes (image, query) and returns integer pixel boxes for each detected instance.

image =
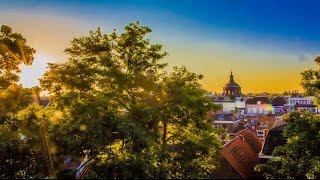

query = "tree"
[0,104,51,178]
[40,21,222,178]
[256,58,320,179]
[149,66,221,178]
[0,25,35,89]
[40,21,167,157]
[301,56,320,105]
[91,66,222,179]
[0,84,34,122]
[0,25,54,178]
[255,111,320,179]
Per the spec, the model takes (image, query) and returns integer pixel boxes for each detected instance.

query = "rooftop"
[211,112,238,122]
[220,129,262,178]
[295,104,317,107]
[247,96,271,105]
[256,115,276,131]
[260,117,287,156]
[272,96,287,106]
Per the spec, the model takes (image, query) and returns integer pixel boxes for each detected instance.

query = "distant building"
[213,100,236,113]
[271,96,287,115]
[288,96,318,113]
[246,97,273,115]
[222,71,244,98]
[295,104,319,113]
[210,112,242,133]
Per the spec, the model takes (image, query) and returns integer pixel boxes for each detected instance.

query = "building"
[235,97,246,114]
[246,97,273,115]
[259,116,287,162]
[294,103,319,114]
[211,112,242,133]
[212,129,262,179]
[210,72,246,114]
[213,100,236,112]
[271,96,287,115]
[222,71,244,98]
[244,115,277,141]
[287,96,315,112]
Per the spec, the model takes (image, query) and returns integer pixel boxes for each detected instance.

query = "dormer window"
[218,115,225,120]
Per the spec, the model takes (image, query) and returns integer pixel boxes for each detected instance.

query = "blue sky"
[1,0,320,93]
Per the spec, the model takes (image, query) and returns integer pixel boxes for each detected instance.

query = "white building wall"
[288,97,315,112]
[235,100,246,109]
[246,104,273,115]
[223,102,236,112]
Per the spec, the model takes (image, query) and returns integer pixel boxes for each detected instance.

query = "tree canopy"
[33,21,221,178]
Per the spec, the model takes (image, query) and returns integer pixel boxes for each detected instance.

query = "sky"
[1,0,320,93]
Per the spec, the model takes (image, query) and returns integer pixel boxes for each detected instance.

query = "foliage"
[0,25,54,178]
[0,104,51,178]
[255,111,320,179]
[301,56,320,104]
[0,25,35,89]
[0,84,35,123]
[40,21,222,179]
[0,22,222,179]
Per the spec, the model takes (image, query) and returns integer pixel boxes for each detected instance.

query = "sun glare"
[19,54,49,88]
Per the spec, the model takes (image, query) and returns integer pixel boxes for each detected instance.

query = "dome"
[222,71,243,98]
[224,81,240,88]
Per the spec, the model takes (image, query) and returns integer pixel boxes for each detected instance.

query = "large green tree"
[40,22,221,178]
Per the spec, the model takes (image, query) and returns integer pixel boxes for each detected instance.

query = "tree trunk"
[162,121,167,151]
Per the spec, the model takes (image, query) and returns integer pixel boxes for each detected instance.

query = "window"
[253,108,257,113]
[257,130,264,136]
[218,115,224,120]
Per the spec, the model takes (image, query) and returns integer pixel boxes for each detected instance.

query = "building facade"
[246,97,273,115]
[211,112,242,133]
[287,96,314,112]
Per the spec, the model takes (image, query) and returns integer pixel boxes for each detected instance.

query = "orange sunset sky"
[1,1,319,94]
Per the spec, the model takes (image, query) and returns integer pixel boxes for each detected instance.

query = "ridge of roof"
[271,117,285,130]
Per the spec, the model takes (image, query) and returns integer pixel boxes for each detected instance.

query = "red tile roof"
[221,129,262,178]
[256,116,276,131]
[236,129,262,154]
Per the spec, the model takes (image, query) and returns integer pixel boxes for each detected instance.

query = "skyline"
[2,0,320,93]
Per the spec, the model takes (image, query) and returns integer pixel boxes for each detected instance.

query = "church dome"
[222,71,243,98]
[224,81,240,88]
